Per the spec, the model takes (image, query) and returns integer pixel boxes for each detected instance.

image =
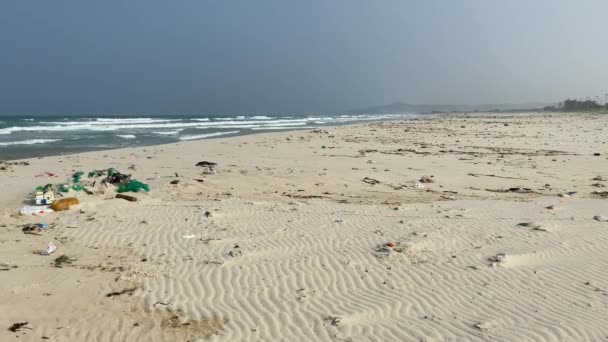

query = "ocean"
[0,113,416,160]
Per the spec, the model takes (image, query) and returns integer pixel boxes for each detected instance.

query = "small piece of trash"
[373,245,393,258]
[517,222,545,231]
[488,253,506,267]
[182,235,196,239]
[594,215,608,222]
[38,242,57,256]
[20,205,54,215]
[8,322,29,333]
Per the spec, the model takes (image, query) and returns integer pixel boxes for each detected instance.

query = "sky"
[0,0,607,115]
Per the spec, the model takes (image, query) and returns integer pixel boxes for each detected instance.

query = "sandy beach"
[1,112,608,341]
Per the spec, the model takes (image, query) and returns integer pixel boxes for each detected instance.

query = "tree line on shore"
[544,99,608,112]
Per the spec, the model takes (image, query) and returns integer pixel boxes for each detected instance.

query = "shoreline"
[1,112,607,341]
[0,113,419,161]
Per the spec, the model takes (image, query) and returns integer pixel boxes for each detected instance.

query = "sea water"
[0,113,417,160]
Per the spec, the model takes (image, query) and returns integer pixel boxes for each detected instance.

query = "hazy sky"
[1,0,607,115]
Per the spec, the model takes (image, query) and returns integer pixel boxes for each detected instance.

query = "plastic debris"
[72,171,85,183]
[20,206,53,215]
[8,322,29,333]
[117,180,150,193]
[38,242,57,256]
[182,235,196,239]
[35,184,55,205]
[373,245,393,258]
[196,161,217,174]
[594,215,608,222]
[419,176,434,183]
[115,194,138,202]
[362,177,380,185]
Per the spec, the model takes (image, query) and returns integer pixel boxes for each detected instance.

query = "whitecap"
[0,139,61,146]
[179,131,240,141]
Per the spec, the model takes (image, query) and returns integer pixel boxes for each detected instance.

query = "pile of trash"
[196,161,217,175]
[22,167,150,215]
[64,168,150,194]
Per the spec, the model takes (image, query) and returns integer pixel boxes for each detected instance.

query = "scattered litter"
[22,223,46,235]
[324,316,341,326]
[486,187,535,194]
[594,215,608,222]
[517,222,547,231]
[35,172,58,178]
[20,205,53,215]
[0,263,17,271]
[35,184,55,205]
[386,241,396,248]
[72,171,85,183]
[591,191,608,198]
[362,177,381,185]
[37,242,57,256]
[419,176,434,183]
[373,245,393,258]
[517,222,540,228]
[51,197,79,211]
[8,322,29,333]
[115,194,138,202]
[488,253,506,267]
[92,168,151,193]
[54,255,77,267]
[117,180,150,193]
[468,173,526,180]
[196,161,217,168]
[182,235,196,239]
[170,180,180,185]
[88,169,106,178]
[196,161,217,174]
[106,287,139,297]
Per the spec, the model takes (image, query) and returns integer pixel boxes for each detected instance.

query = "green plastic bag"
[73,171,84,183]
[71,184,85,191]
[36,183,53,191]
[117,180,150,193]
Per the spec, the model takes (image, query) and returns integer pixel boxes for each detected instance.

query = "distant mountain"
[342,101,553,115]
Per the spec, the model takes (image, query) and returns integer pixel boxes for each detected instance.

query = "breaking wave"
[179,131,240,141]
[0,139,61,146]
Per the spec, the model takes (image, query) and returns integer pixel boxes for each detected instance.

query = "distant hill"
[342,101,552,115]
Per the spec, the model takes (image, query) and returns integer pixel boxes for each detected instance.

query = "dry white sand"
[1,112,607,341]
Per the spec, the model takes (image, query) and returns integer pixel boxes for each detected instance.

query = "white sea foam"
[0,114,415,134]
[117,134,136,139]
[179,131,240,141]
[42,118,180,125]
[250,126,313,130]
[0,139,61,146]
[153,129,183,135]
